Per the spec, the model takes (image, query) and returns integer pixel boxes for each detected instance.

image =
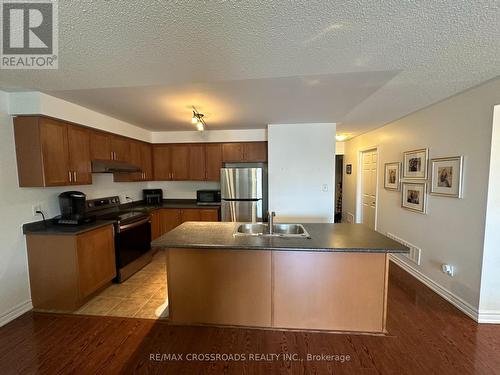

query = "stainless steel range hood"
[91,160,141,173]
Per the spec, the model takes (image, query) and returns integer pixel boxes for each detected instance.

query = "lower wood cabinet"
[26,225,116,311]
[151,207,220,240]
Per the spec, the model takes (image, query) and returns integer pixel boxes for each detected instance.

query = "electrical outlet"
[32,204,42,217]
[441,264,454,277]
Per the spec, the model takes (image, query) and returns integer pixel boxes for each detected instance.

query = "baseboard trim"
[477,311,500,324]
[389,255,479,322]
[0,300,32,327]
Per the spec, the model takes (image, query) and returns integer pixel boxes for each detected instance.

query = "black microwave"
[196,190,221,205]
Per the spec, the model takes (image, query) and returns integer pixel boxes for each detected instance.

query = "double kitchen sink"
[234,223,311,238]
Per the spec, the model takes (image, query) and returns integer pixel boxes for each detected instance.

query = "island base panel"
[273,251,388,332]
[166,249,272,327]
[166,248,388,333]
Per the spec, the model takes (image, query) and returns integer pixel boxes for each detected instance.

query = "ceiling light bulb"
[335,134,349,142]
[196,122,205,131]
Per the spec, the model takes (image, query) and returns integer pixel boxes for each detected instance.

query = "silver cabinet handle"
[68,171,72,183]
[110,151,113,160]
[73,171,77,182]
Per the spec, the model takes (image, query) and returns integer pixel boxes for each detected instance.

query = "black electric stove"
[87,196,152,282]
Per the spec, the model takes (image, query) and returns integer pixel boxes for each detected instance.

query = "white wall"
[9,92,151,142]
[479,104,500,322]
[152,129,267,143]
[343,77,500,319]
[268,123,336,223]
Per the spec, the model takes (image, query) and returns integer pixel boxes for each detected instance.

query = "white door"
[361,149,377,230]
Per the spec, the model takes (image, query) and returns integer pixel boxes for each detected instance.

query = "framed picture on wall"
[403,148,429,179]
[430,156,464,198]
[384,162,401,191]
[402,182,427,213]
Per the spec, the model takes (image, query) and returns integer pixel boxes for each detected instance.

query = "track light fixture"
[191,107,206,131]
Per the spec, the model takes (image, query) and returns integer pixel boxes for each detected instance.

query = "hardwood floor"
[1,262,499,374]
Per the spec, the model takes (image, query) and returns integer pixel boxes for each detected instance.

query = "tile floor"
[75,250,169,319]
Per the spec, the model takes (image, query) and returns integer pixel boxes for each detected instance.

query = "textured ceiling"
[1,0,499,135]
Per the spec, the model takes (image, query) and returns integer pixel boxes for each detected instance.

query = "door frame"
[356,146,380,230]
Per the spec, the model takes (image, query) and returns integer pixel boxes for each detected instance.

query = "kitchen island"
[152,222,408,333]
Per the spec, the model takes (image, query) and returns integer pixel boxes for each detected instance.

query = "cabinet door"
[170,144,189,180]
[90,131,112,160]
[129,141,142,167]
[188,144,206,181]
[111,136,130,162]
[39,118,70,186]
[205,143,222,181]
[244,142,267,162]
[199,208,220,222]
[67,125,92,185]
[76,225,116,299]
[140,143,153,181]
[160,209,181,234]
[180,208,201,223]
[222,143,245,162]
[151,210,162,240]
[153,145,172,180]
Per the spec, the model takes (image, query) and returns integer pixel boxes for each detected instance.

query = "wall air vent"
[386,232,421,265]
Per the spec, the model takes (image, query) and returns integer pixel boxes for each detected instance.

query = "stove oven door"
[114,217,152,282]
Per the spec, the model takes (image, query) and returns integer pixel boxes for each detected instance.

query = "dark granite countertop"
[23,199,220,236]
[23,219,116,236]
[152,222,409,253]
[134,199,221,211]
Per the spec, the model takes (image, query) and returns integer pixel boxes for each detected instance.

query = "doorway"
[360,148,378,230]
[334,155,343,223]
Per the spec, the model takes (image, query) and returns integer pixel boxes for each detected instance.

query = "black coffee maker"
[56,191,95,225]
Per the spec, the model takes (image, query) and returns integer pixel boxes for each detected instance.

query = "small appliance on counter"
[196,189,221,205]
[54,191,95,225]
[143,189,163,205]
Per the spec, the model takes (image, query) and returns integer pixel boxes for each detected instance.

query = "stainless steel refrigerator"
[220,164,267,222]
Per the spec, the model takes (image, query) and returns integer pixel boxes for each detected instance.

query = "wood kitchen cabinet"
[153,145,172,180]
[25,224,116,311]
[205,143,223,181]
[90,131,112,161]
[222,142,267,162]
[67,126,92,185]
[14,116,92,187]
[188,144,206,180]
[153,208,220,238]
[110,136,130,162]
[113,141,152,182]
[153,144,190,181]
[90,132,130,162]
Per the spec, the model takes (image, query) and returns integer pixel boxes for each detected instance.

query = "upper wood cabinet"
[110,136,130,162]
[153,144,172,180]
[67,126,92,185]
[153,144,190,181]
[222,142,267,162]
[90,132,131,162]
[90,131,112,161]
[205,143,223,181]
[14,116,92,187]
[14,116,268,186]
[188,144,206,181]
[140,143,153,180]
[113,141,153,182]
